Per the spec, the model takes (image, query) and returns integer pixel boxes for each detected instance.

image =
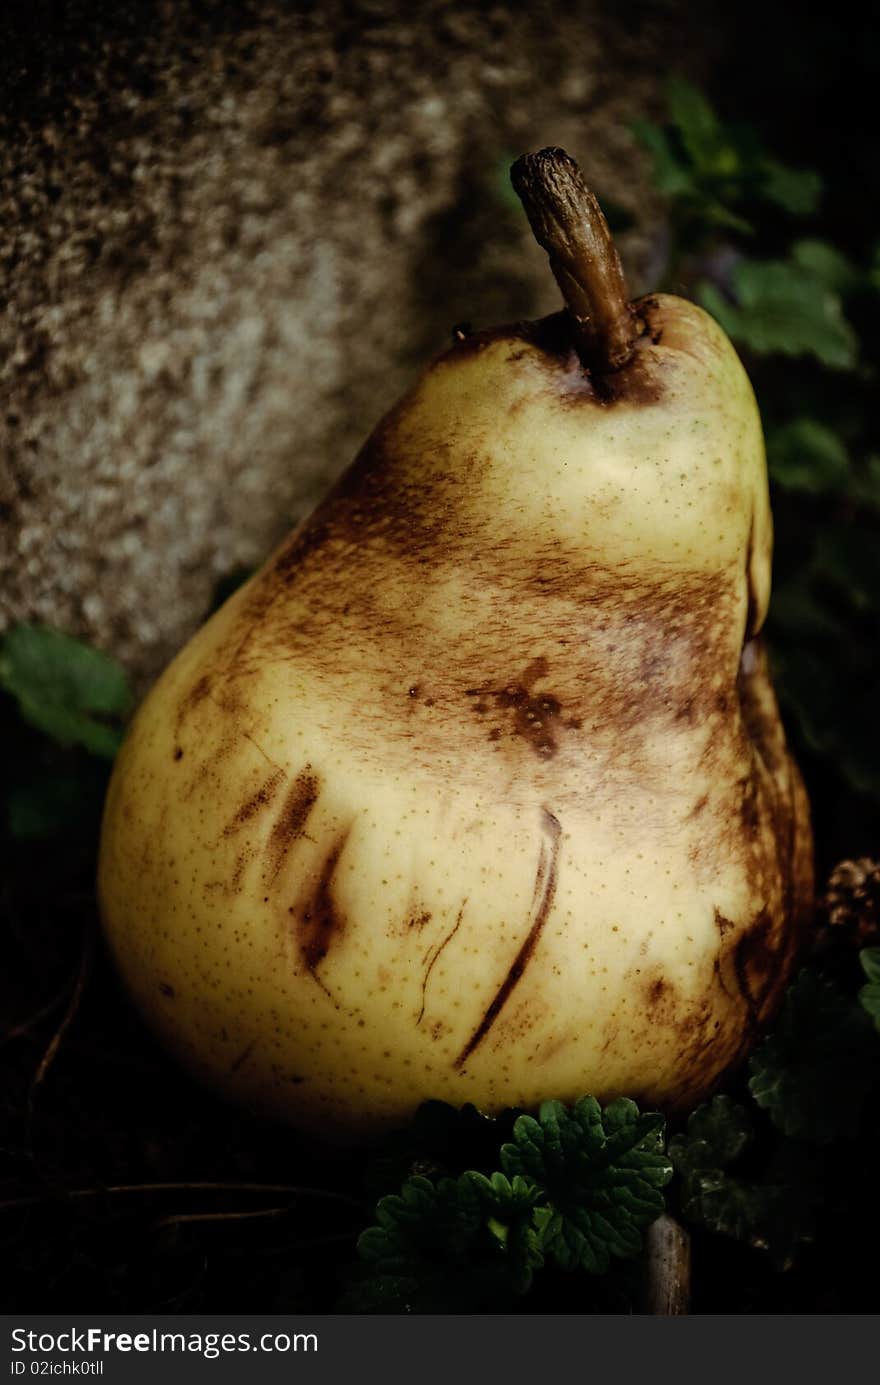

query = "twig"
[641,1213,691,1315]
[153,1206,293,1231]
[0,1180,365,1215]
[1,982,72,1047]
[24,916,96,1148]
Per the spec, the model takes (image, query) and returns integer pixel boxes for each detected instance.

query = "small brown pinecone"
[819,858,880,947]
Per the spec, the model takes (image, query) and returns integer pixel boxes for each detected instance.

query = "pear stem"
[511,147,640,375]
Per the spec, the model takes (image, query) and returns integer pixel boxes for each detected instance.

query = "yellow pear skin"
[98,157,812,1139]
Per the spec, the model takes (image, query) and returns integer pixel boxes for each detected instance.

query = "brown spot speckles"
[408,910,432,932]
[229,852,248,893]
[647,976,671,1006]
[265,767,320,883]
[158,981,175,999]
[297,824,353,978]
[222,767,285,838]
[172,746,184,761]
[175,673,212,732]
[455,807,561,1069]
[465,657,572,760]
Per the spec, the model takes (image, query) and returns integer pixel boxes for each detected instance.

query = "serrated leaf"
[676,1143,821,1270]
[463,1169,541,1214]
[668,1095,753,1178]
[767,418,850,494]
[360,1173,483,1268]
[859,949,880,1033]
[0,624,133,759]
[699,260,857,368]
[499,1096,671,1276]
[748,969,878,1143]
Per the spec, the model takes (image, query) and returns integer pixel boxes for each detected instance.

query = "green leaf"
[761,162,823,216]
[668,1095,753,1178]
[669,1096,821,1268]
[848,454,880,510]
[674,1136,820,1270]
[356,1167,538,1307]
[631,120,694,200]
[766,418,850,494]
[859,949,880,1033]
[791,239,859,293]
[748,969,878,1143]
[0,624,133,759]
[699,260,857,368]
[499,1096,672,1276]
[665,77,722,169]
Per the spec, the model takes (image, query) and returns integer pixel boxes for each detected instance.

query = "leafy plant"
[747,969,877,1143]
[669,1097,820,1271]
[0,622,132,839]
[633,77,820,243]
[860,949,880,1032]
[634,78,880,808]
[346,1097,672,1311]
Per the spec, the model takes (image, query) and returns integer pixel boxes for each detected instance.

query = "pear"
[98,149,813,1138]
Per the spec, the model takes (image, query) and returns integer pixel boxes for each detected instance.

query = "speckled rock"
[1,0,708,684]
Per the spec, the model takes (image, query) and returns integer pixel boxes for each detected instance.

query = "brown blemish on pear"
[265,768,320,883]
[222,767,285,837]
[455,809,561,1070]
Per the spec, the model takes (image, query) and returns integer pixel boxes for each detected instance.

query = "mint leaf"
[668,1095,753,1179]
[859,950,880,1033]
[767,418,850,494]
[499,1097,671,1276]
[669,1097,821,1269]
[671,1106,820,1271]
[699,260,857,368]
[465,1173,546,1293]
[0,624,132,759]
[356,1168,540,1307]
[748,970,878,1143]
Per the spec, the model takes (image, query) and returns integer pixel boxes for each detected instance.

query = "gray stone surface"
[1,0,707,685]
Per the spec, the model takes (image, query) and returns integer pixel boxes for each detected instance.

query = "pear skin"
[98,156,813,1139]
